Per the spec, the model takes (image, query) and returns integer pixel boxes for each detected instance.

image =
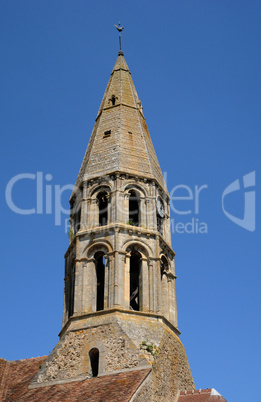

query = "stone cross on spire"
[114,22,124,50]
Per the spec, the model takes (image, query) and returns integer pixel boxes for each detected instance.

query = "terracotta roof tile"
[178,388,227,402]
[0,356,151,401]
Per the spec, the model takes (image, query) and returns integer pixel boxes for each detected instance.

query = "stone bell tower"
[63,50,178,324]
[30,50,195,400]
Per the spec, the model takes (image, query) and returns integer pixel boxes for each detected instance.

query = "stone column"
[117,252,125,308]
[113,251,120,306]
[107,252,114,308]
[145,199,151,230]
[74,260,83,314]
[83,258,96,313]
[81,182,88,230]
[156,258,162,314]
[146,198,156,231]
[86,198,91,228]
[82,181,87,199]
[114,175,120,222]
[124,252,131,309]
[168,276,175,325]
[112,226,121,307]
[106,194,111,225]
[62,275,69,326]
[145,199,150,229]
[117,192,124,223]
[90,199,99,228]
[139,197,146,228]
[151,182,157,230]
[110,191,116,223]
[171,256,178,327]
[124,193,130,224]
[161,273,168,320]
[81,260,87,313]
[104,255,109,309]
[165,201,171,244]
[140,258,149,312]
[148,260,154,312]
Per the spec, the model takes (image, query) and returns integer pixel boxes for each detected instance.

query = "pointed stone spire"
[73,51,168,194]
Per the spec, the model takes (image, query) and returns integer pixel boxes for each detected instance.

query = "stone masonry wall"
[31,312,194,397]
[31,320,149,387]
[152,327,195,400]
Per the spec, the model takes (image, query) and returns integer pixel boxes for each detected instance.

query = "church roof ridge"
[178,388,227,401]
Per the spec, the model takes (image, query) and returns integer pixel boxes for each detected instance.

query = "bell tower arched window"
[89,348,99,377]
[97,192,108,226]
[129,190,139,226]
[70,195,82,234]
[161,256,168,277]
[95,252,105,311]
[130,251,141,311]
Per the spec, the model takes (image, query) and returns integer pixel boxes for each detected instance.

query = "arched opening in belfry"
[129,190,139,226]
[95,252,105,311]
[97,192,108,226]
[89,348,99,377]
[130,250,141,311]
[68,265,75,318]
[70,195,82,234]
[160,256,168,278]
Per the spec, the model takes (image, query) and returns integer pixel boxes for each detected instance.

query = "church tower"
[64,49,178,325]
[30,50,195,400]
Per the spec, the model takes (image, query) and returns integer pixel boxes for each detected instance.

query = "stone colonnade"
[69,244,177,327]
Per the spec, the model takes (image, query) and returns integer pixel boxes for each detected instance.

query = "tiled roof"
[0,357,151,401]
[0,356,227,401]
[178,388,227,402]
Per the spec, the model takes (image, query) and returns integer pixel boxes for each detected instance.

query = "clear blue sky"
[0,1,260,401]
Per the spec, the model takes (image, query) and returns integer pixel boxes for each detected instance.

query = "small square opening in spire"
[103,130,111,138]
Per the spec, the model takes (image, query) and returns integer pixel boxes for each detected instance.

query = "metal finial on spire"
[114,22,124,51]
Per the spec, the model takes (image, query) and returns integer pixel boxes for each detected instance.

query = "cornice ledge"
[59,308,181,338]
